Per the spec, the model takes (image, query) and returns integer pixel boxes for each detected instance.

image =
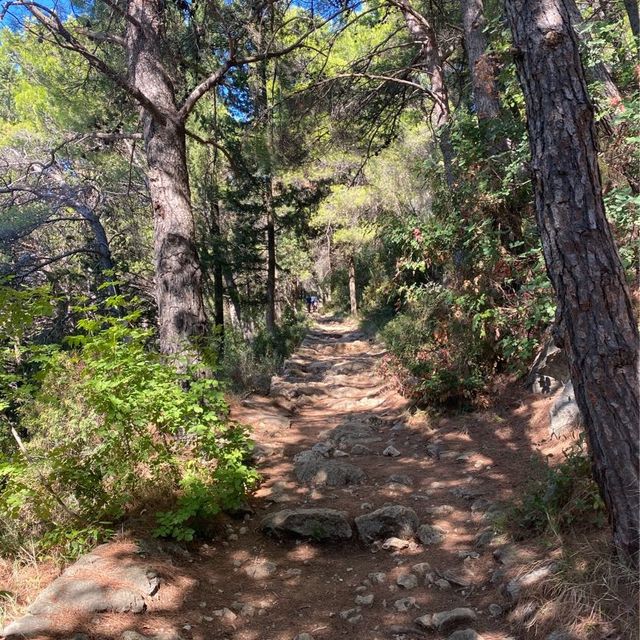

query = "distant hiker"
[306,294,318,313]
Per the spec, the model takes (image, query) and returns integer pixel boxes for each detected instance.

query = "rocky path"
[2,318,557,640]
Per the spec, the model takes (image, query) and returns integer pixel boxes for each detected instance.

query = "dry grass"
[0,541,61,627]
[511,535,639,639]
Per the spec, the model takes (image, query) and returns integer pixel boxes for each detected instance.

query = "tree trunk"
[506,0,640,567]
[209,198,225,348]
[393,0,456,187]
[126,0,207,356]
[223,268,243,329]
[623,0,640,42]
[565,0,624,113]
[460,0,501,121]
[265,176,277,334]
[348,255,358,315]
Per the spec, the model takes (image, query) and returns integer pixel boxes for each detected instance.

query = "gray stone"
[411,562,431,577]
[311,441,334,457]
[396,574,418,589]
[474,528,495,547]
[327,422,382,447]
[549,382,583,438]
[394,597,417,612]
[388,474,413,486]
[383,445,401,457]
[426,504,454,516]
[417,524,445,545]
[294,634,315,640]
[347,614,363,624]
[244,560,278,579]
[431,608,477,631]
[295,458,366,487]
[546,631,575,640]
[355,505,419,544]
[506,563,558,601]
[381,536,411,550]
[212,607,238,623]
[368,571,386,584]
[339,608,360,619]
[447,630,481,640]
[488,603,503,617]
[351,444,372,455]
[261,508,352,541]
[527,341,568,395]
[2,616,54,638]
[450,485,485,500]
[122,633,151,640]
[470,498,492,512]
[355,593,374,606]
[435,578,451,589]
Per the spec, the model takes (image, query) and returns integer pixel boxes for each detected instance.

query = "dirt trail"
[4,317,560,640]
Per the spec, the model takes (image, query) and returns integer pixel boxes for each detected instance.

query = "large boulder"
[355,505,419,544]
[261,508,352,541]
[325,421,382,447]
[527,340,569,395]
[549,381,583,438]
[2,544,159,638]
[294,458,366,487]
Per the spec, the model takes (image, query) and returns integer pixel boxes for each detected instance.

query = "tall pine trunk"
[126,0,207,356]
[460,0,501,121]
[506,0,639,567]
[393,0,456,187]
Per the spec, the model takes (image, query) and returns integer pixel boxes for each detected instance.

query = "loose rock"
[417,524,445,545]
[261,508,352,541]
[355,505,419,544]
[295,458,366,487]
[396,574,418,590]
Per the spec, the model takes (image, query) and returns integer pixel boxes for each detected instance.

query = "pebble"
[435,578,451,589]
[383,445,401,457]
[355,593,374,606]
[393,597,417,612]
[489,603,503,617]
[368,571,386,584]
[447,630,481,640]
[244,560,277,579]
[381,537,410,550]
[411,562,431,576]
[396,574,418,590]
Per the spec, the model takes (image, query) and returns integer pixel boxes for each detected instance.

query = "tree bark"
[565,0,624,112]
[392,0,456,187]
[251,1,277,334]
[348,255,358,315]
[506,0,640,567]
[460,0,501,121]
[265,178,277,333]
[209,198,225,345]
[126,0,207,357]
[623,0,640,42]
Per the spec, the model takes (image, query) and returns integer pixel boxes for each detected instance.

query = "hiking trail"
[3,318,557,640]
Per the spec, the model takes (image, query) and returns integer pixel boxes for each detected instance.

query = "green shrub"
[510,436,606,540]
[0,290,258,556]
[379,285,488,405]
[222,305,309,391]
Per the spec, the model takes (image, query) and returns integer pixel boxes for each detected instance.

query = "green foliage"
[0,290,258,556]
[510,436,607,540]
[222,305,309,392]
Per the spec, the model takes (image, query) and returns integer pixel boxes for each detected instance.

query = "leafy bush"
[0,290,258,555]
[222,305,309,392]
[510,436,606,539]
